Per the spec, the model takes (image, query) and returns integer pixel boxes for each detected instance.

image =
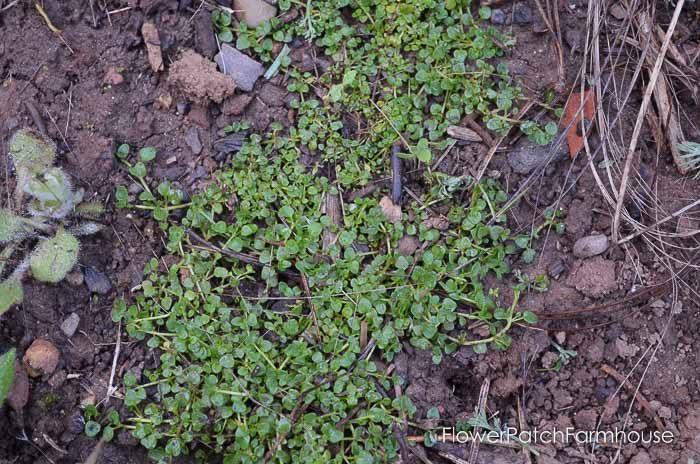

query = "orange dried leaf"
[561,89,596,159]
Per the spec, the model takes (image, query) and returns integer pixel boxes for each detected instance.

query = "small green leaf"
[116,143,130,159]
[426,406,440,420]
[521,310,538,324]
[85,421,101,437]
[415,138,432,163]
[129,162,148,179]
[139,147,157,162]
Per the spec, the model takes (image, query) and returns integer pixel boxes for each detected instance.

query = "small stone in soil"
[65,269,84,286]
[84,267,113,295]
[141,22,164,72]
[61,313,80,338]
[194,8,218,58]
[491,8,507,24]
[507,144,546,174]
[215,44,265,92]
[572,234,609,258]
[102,67,124,86]
[233,0,277,27]
[513,2,533,23]
[128,182,143,194]
[213,132,247,154]
[185,126,203,155]
[176,101,190,115]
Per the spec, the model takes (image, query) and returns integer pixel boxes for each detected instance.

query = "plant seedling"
[0,129,104,315]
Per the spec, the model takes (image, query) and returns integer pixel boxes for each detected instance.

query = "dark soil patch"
[1,0,699,463]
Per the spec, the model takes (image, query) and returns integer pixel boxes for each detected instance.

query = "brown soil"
[1,1,699,463]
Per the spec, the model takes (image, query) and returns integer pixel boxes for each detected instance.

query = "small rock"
[23,339,60,377]
[213,132,247,154]
[397,236,420,256]
[379,196,402,224]
[102,67,124,86]
[141,22,164,72]
[169,49,236,104]
[194,9,218,58]
[61,313,80,338]
[554,331,566,345]
[84,267,112,295]
[184,127,203,155]
[548,259,567,279]
[513,2,532,23]
[65,269,84,287]
[491,8,507,24]
[7,360,29,412]
[128,182,144,195]
[233,0,277,27]
[223,94,254,115]
[507,144,546,174]
[573,234,609,258]
[215,44,265,92]
[176,101,190,115]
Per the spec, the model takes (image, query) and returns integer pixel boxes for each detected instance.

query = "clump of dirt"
[168,49,235,104]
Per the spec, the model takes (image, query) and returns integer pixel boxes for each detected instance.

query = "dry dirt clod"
[141,22,163,72]
[379,196,402,224]
[572,234,609,258]
[223,94,254,116]
[169,49,236,104]
[23,339,60,377]
[397,235,420,256]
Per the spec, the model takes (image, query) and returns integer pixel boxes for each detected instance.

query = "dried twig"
[612,0,686,241]
[600,364,665,431]
[468,378,490,464]
[35,3,75,54]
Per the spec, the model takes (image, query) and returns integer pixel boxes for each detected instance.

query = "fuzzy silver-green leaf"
[30,229,79,283]
[0,349,15,405]
[0,209,25,244]
[9,128,56,173]
[0,279,23,316]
